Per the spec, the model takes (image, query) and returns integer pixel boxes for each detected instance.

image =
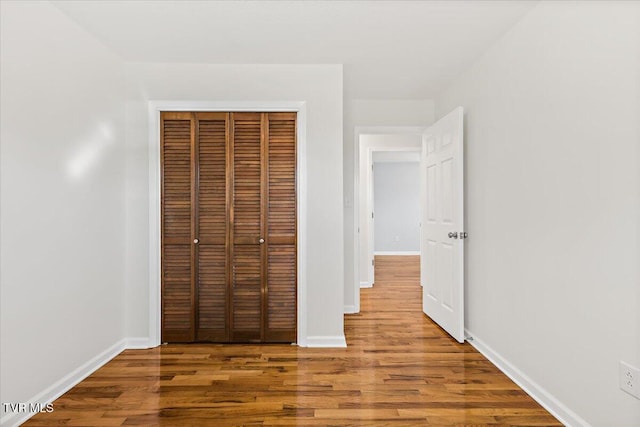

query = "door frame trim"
[148,101,307,347]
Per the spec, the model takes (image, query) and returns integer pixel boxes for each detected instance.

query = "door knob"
[193,238,199,244]
[448,232,458,239]
[259,238,265,244]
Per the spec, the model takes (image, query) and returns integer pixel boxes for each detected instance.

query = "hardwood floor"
[24,255,561,426]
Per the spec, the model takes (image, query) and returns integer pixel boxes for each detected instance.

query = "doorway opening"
[372,152,421,293]
[352,107,465,343]
[352,127,425,313]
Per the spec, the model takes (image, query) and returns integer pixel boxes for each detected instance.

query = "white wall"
[373,162,421,253]
[436,2,640,426]
[124,63,344,345]
[0,1,126,424]
[344,99,434,310]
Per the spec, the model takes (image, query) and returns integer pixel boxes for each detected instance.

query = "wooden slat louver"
[231,113,263,342]
[232,113,262,242]
[267,114,297,238]
[161,113,194,342]
[195,113,229,341]
[267,244,296,334]
[265,113,297,342]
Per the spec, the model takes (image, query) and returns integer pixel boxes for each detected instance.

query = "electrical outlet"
[619,361,640,399]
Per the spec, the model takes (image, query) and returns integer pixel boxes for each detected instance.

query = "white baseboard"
[0,339,127,427]
[344,305,358,314]
[465,329,591,427]
[374,251,420,256]
[125,337,154,349]
[360,281,372,288]
[304,335,347,348]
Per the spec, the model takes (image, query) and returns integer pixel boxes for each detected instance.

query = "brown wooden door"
[230,112,264,342]
[161,112,195,342]
[265,113,297,342]
[161,111,296,343]
[195,112,230,342]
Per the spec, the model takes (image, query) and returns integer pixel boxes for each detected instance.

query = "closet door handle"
[259,238,265,244]
[193,238,199,244]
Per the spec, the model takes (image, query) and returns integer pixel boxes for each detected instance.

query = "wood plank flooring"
[24,255,561,426]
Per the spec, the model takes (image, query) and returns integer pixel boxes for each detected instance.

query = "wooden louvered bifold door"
[195,112,229,342]
[161,112,195,342]
[230,113,264,342]
[161,111,296,343]
[265,113,297,342]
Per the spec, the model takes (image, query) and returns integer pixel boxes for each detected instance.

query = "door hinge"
[372,259,375,266]
[371,212,374,219]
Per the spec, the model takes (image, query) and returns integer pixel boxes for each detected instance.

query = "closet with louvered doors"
[160,111,297,343]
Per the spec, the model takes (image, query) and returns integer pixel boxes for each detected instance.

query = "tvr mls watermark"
[2,402,54,413]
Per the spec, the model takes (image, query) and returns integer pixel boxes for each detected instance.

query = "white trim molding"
[125,337,152,349]
[148,100,308,347]
[305,336,347,348]
[344,305,358,314]
[360,281,373,288]
[374,251,420,256]
[466,330,591,427]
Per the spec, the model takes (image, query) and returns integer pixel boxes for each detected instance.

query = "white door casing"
[147,100,308,347]
[421,107,465,343]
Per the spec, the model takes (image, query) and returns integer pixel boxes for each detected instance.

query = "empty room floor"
[23,255,560,426]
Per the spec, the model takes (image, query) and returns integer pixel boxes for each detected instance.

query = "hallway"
[24,256,560,426]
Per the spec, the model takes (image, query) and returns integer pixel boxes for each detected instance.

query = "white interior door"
[420,107,465,343]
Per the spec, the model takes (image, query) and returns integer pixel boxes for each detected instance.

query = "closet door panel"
[267,114,296,239]
[232,245,262,341]
[195,113,229,341]
[161,113,194,342]
[163,245,192,339]
[197,113,228,246]
[265,113,297,342]
[232,113,262,244]
[161,111,296,344]
[266,244,296,340]
[231,112,263,341]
